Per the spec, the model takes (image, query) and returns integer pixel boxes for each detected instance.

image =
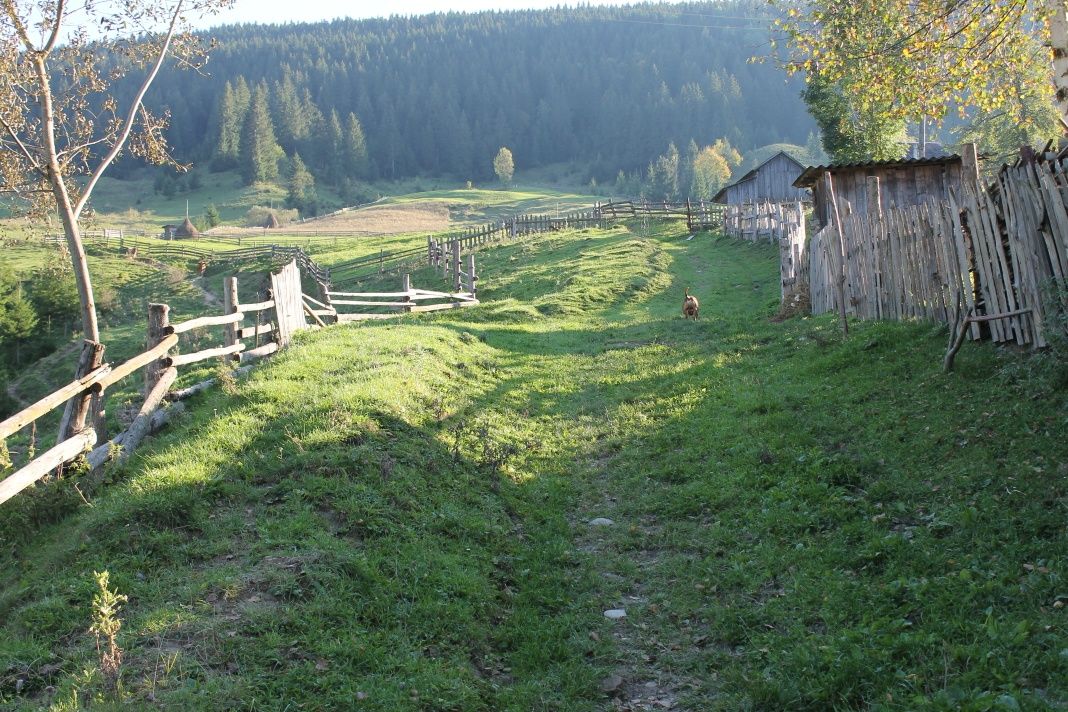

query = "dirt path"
[571,239,722,711]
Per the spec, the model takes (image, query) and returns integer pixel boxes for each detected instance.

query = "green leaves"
[777,0,1060,144]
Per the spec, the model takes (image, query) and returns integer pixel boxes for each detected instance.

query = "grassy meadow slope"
[0,222,1066,710]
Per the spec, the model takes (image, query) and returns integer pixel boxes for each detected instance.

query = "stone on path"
[588,517,615,527]
[603,608,627,620]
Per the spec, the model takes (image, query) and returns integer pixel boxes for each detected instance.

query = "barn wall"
[721,153,809,204]
[813,161,963,226]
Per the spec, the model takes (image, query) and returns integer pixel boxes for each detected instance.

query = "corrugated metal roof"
[712,150,806,203]
[793,155,962,189]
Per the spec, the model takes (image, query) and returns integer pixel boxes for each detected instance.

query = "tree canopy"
[775,0,1068,138]
[114,2,813,185]
[493,147,515,184]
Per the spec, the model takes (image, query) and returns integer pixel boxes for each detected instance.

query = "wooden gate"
[271,259,308,346]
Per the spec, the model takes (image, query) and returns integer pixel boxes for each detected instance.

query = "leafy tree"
[691,146,732,201]
[323,109,345,184]
[0,0,232,363]
[775,0,1068,135]
[240,83,284,185]
[958,37,1062,167]
[493,147,515,184]
[801,73,906,162]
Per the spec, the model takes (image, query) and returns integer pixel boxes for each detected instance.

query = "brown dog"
[682,289,699,320]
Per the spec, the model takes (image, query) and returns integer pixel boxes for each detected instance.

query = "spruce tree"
[214,77,251,170]
[287,153,318,215]
[325,109,345,184]
[344,113,370,179]
[240,83,284,185]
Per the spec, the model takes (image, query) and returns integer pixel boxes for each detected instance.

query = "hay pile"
[176,217,199,238]
[772,281,811,322]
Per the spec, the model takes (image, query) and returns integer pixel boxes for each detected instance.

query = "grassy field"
[1,220,1066,710]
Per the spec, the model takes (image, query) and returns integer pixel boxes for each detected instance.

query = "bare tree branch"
[1,0,37,51]
[74,0,185,219]
[0,111,44,173]
[41,0,67,54]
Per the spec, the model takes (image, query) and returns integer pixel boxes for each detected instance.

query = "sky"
[200,0,649,28]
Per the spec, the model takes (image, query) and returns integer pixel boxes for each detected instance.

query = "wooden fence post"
[145,303,172,396]
[57,339,106,444]
[960,142,980,188]
[428,236,434,266]
[402,273,412,313]
[223,276,240,358]
[467,254,477,298]
[452,240,462,293]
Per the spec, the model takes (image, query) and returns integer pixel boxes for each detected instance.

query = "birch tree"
[775,0,1068,135]
[0,0,233,352]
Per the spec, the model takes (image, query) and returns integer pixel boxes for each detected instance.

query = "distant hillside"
[116,1,814,186]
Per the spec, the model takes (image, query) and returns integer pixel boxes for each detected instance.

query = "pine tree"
[240,83,284,185]
[344,113,370,179]
[681,139,699,198]
[214,77,251,170]
[324,109,345,184]
[0,266,37,354]
[286,153,318,215]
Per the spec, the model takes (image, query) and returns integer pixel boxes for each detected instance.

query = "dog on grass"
[682,289,699,320]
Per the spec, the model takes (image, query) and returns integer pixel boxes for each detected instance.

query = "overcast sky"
[200,0,649,27]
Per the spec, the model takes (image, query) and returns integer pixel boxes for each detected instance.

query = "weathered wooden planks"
[800,157,1068,349]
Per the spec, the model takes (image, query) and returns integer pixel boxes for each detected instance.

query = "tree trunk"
[1049,0,1068,131]
[32,54,100,345]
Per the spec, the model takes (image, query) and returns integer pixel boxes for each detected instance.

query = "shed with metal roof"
[793,155,965,228]
[712,150,809,205]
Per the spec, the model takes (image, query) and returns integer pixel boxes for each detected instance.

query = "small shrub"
[215,359,238,396]
[244,205,298,228]
[89,571,127,695]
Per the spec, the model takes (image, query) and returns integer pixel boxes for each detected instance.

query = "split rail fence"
[0,260,315,506]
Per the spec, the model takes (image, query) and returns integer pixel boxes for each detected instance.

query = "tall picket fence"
[802,157,1068,348]
[724,201,805,243]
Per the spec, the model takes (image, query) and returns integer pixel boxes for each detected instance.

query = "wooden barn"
[712,150,809,205]
[794,155,968,228]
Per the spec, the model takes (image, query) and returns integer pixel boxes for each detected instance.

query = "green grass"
[378,187,598,225]
[1,220,1066,710]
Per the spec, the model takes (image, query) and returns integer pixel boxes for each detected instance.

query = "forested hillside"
[118,2,813,188]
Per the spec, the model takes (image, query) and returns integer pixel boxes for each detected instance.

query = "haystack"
[176,216,200,238]
[264,212,280,229]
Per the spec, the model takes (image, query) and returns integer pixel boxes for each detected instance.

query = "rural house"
[712,150,809,205]
[794,155,966,229]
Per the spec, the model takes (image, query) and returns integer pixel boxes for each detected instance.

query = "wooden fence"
[799,155,1068,349]
[724,201,805,243]
[0,259,312,506]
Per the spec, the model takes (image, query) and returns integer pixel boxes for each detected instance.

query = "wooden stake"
[145,303,171,397]
[825,171,850,336]
[223,276,240,355]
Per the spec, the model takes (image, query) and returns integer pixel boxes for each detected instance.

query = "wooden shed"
[794,155,965,229]
[712,150,809,205]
